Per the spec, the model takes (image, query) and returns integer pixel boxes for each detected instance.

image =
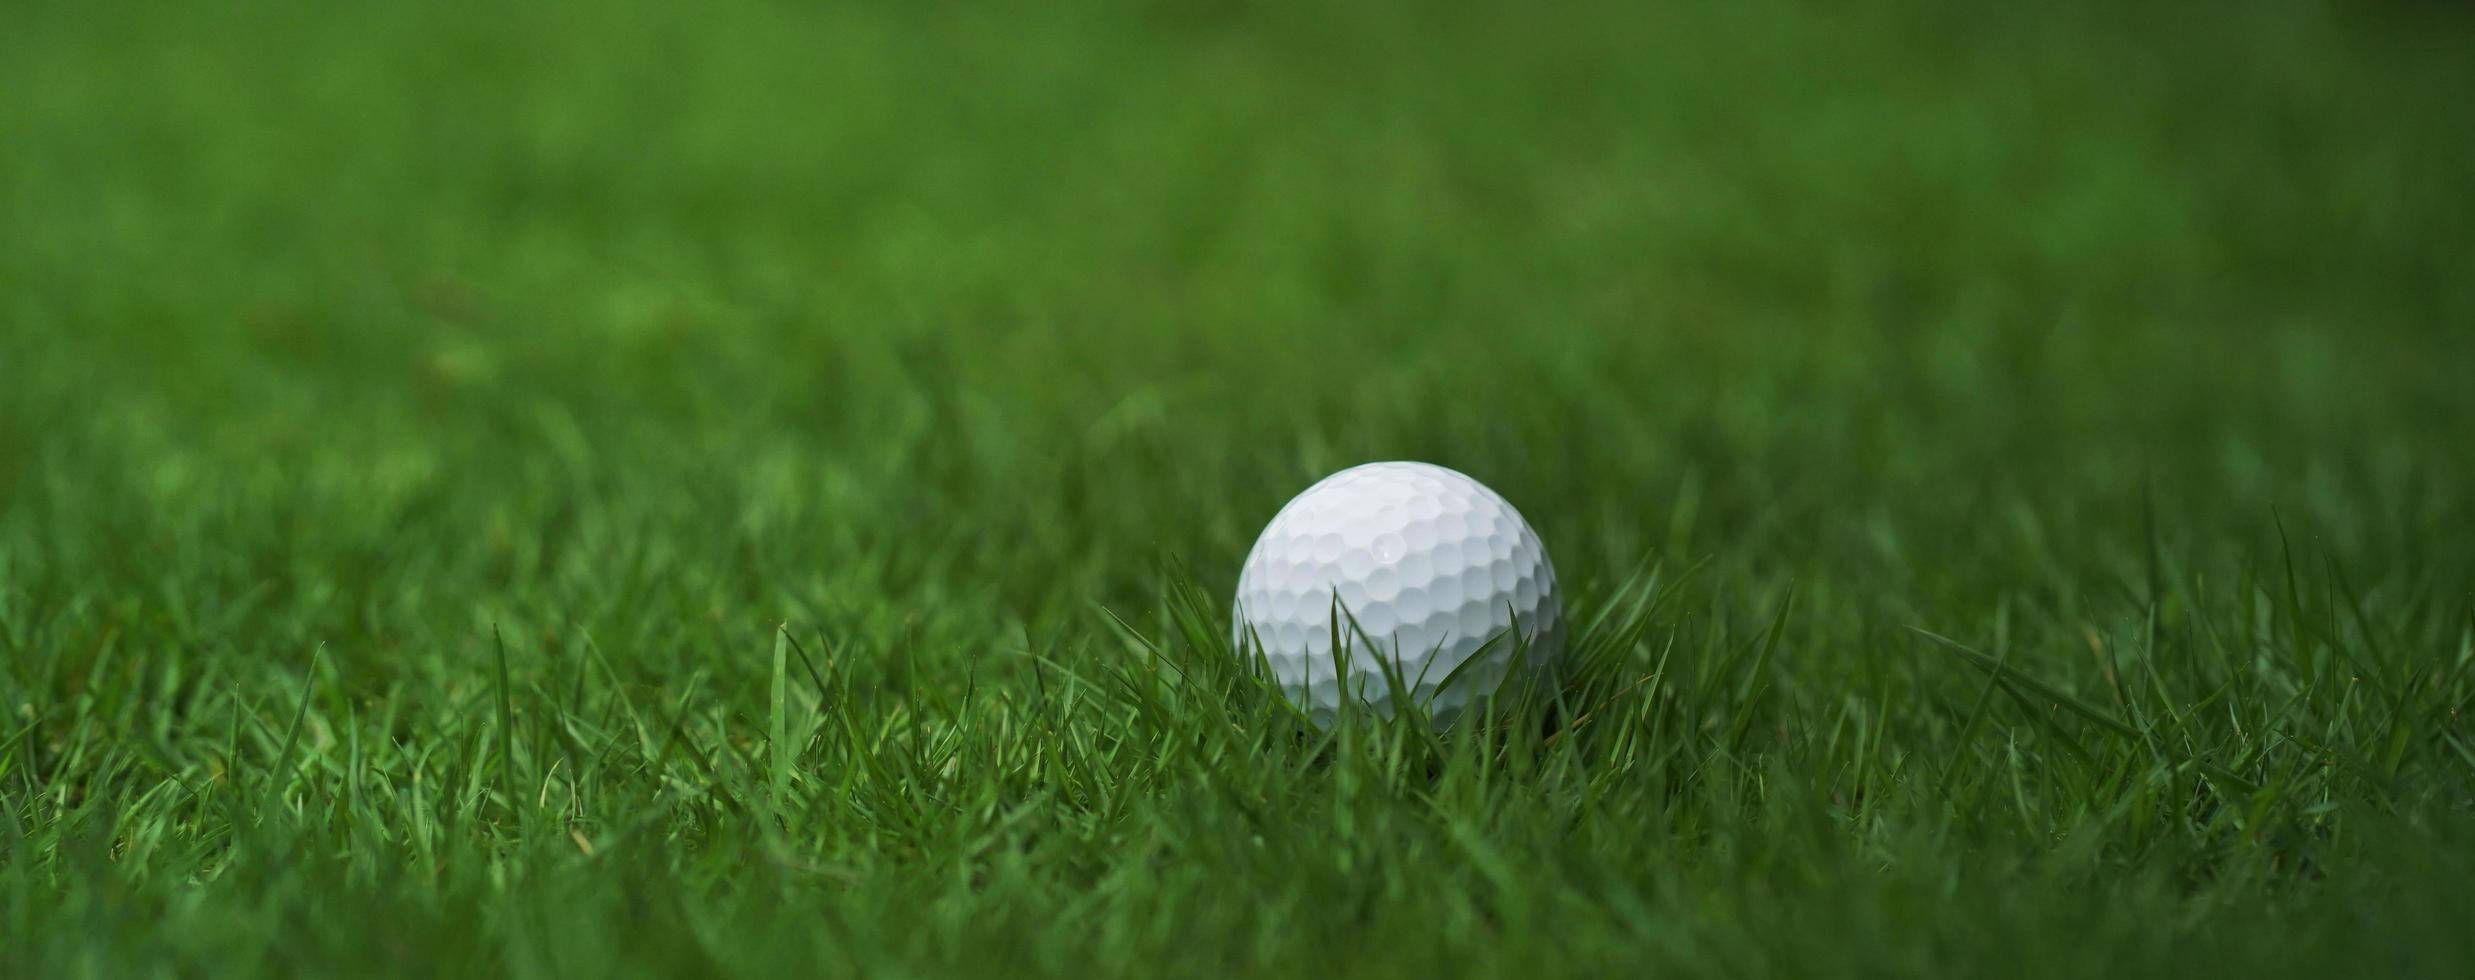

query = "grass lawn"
[5,0,2474,975]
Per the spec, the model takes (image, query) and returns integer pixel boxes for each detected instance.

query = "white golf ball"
[1233,461,1562,724]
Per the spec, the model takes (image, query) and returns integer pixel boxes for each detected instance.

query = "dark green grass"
[5,0,2475,975]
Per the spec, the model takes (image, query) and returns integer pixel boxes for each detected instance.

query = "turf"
[5,0,2475,975]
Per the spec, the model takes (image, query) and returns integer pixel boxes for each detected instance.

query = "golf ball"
[1233,461,1562,724]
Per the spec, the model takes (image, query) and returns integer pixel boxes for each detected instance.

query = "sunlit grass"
[3,0,2472,976]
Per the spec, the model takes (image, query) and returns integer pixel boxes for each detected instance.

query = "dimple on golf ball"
[1233,461,1562,723]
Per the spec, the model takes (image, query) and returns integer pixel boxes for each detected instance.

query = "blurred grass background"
[3,0,2473,975]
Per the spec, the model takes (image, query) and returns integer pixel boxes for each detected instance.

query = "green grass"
[6,0,2475,975]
